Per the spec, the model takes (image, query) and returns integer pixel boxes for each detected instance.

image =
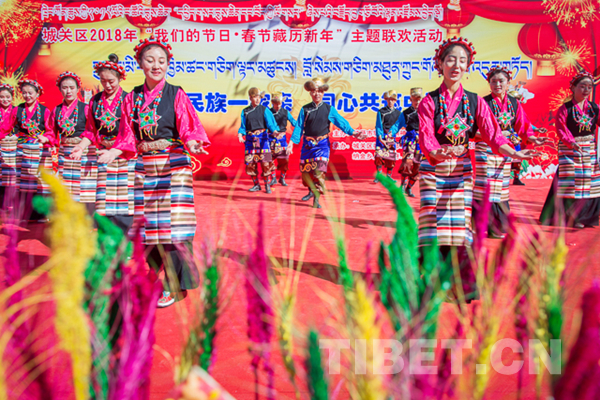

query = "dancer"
[418,38,536,299]
[374,90,405,183]
[238,88,280,194]
[0,84,16,205]
[49,71,96,214]
[540,71,599,228]
[287,78,366,209]
[71,54,133,233]
[0,79,56,222]
[268,91,296,187]
[399,87,423,197]
[97,36,210,307]
[473,65,547,238]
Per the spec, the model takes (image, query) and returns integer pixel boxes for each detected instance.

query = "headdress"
[133,35,173,61]
[570,71,595,87]
[56,71,82,88]
[248,87,265,98]
[383,90,397,101]
[18,79,44,96]
[270,91,284,103]
[410,88,423,98]
[433,36,476,74]
[0,83,14,95]
[486,65,513,82]
[95,60,127,80]
[304,77,329,92]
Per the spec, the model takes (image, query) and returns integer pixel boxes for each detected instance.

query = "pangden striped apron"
[418,87,480,247]
[473,141,511,203]
[557,100,600,200]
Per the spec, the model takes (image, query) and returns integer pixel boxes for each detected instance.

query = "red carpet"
[2,178,600,399]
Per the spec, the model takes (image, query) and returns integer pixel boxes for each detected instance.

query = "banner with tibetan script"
[1,0,598,179]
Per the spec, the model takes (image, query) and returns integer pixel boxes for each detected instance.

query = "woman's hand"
[97,148,122,164]
[528,136,549,146]
[430,147,452,162]
[238,134,245,144]
[70,145,84,160]
[187,140,209,155]
[572,142,583,152]
[38,135,49,144]
[501,130,512,138]
[535,127,548,134]
[286,144,293,156]
[513,149,540,160]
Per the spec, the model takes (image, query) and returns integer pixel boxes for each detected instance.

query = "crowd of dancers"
[0,35,598,307]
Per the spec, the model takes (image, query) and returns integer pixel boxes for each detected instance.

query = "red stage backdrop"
[1,0,598,180]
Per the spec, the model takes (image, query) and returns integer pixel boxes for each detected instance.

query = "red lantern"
[125,0,167,37]
[436,7,475,38]
[518,23,561,77]
[279,7,320,29]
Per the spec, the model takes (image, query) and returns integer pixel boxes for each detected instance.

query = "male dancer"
[399,87,423,197]
[374,90,405,183]
[269,91,296,187]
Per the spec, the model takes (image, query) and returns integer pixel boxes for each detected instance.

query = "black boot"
[301,190,314,201]
[265,183,272,194]
[313,194,322,209]
[387,173,396,182]
[405,186,415,197]
[279,175,288,186]
[270,173,277,186]
[249,184,261,192]
[513,176,525,186]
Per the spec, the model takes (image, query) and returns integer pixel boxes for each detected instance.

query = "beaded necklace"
[95,90,123,133]
[21,103,42,139]
[130,87,164,139]
[59,101,79,136]
[490,96,520,146]
[438,92,473,146]
[572,100,594,132]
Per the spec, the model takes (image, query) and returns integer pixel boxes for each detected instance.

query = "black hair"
[571,75,594,89]
[20,83,39,93]
[0,87,13,96]
[488,70,510,82]
[97,53,122,79]
[58,76,80,89]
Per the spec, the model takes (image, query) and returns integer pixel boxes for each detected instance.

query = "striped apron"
[16,139,54,194]
[473,142,511,203]
[557,137,600,199]
[96,154,135,217]
[1,136,17,188]
[418,154,473,247]
[134,143,196,245]
[58,141,98,203]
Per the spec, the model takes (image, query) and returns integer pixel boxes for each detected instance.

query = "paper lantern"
[125,0,167,37]
[436,7,475,38]
[518,23,561,76]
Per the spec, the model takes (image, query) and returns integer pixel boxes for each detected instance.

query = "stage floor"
[3,178,600,399]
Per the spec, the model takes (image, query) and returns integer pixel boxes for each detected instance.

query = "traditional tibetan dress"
[83,88,134,231]
[269,107,297,176]
[113,79,209,290]
[540,99,600,227]
[400,105,422,188]
[51,100,97,209]
[374,106,405,173]
[472,94,534,234]
[0,101,56,196]
[417,83,510,247]
[239,104,279,179]
[291,101,355,194]
[0,105,17,194]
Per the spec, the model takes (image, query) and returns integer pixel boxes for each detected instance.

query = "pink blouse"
[0,105,13,135]
[0,101,55,147]
[555,100,596,149]
[48,100,89,146]
[489,93,535,143]
[418,83,510,165]
[113,79,210,159]
[82,88,124,146]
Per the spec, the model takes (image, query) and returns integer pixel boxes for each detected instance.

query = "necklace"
[130,87,163,139]
[439,92,473,145]
[96,91,122,133]
[21,104,42,138]
[59,101,79,136]
[573,101,594,132]
[490,96,520,146]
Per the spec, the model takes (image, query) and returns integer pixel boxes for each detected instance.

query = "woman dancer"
[0,84,16,205]
[71,54,133,233]
[373,90,405,183]
[473,65,546,238]
[0,79,55,222]
[540,71,599,228]
[49,71,96,214]
[418,37,536,299]
[98,36,210,307]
